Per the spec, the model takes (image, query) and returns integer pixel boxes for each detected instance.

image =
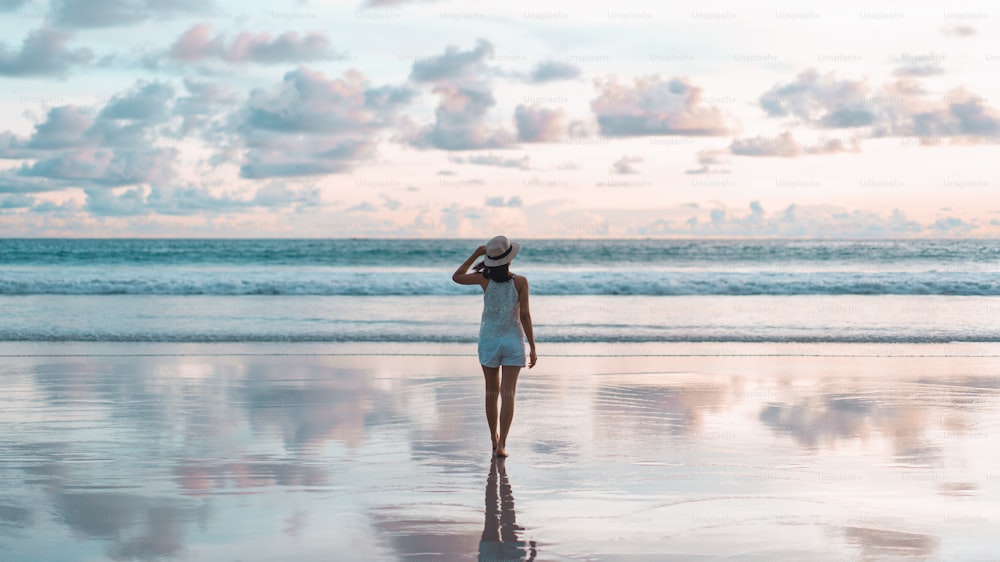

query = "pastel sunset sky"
[1,0,998,237]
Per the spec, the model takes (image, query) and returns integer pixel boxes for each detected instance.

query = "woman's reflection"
[479,457,537,562]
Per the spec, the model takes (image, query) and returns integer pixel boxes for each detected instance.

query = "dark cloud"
[760,68,1000,140]
[611,154,642,174]
[243,68,404,134]
[409,39,493,83]
[233,67,409,178]
[0,80,185,193]
[759,69,869,121]
[450,153,531,169]
[592,75,732,136]
[405,84,515,150]
[528,60,580,83]
[514,104,566,142]
[0,27,92,77]
[49,0,208,28]
[0,193,35,208]
[168,23,340,64]
[99,80,175,123]
[27,106,92,149]
[907,93,1000,137]
[172,78,240,136]
[20,147,178,187]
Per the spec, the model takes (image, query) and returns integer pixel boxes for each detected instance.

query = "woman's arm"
[452,245,487,286]
[516,276,537,368]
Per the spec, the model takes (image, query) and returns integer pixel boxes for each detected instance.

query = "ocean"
[1,238,998,344]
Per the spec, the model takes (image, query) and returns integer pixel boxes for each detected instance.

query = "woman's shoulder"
[511,273,528,288]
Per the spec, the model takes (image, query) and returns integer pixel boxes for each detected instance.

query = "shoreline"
[4,340,1000,357]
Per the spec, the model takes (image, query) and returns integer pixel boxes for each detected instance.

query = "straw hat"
[483,235,520,267]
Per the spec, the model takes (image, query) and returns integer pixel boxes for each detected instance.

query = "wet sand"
[1,342,999,561]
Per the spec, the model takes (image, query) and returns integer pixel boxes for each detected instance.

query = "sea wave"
[1,270,998,296]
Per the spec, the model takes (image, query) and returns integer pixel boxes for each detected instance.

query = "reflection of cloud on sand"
[173,456,328,494]
[239,363,399,451]
[757,374,1000,458]
[593,381,728,443]
[758,382,941,462]
[52,492,206,561]
[367,510,481,562]
[842,526,938,559]
[0,504,33,528]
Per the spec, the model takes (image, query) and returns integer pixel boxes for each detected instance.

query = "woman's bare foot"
[491,432,499,451]
[494,444,508,457]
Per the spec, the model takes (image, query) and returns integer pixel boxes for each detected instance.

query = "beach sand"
[1,342,999,561]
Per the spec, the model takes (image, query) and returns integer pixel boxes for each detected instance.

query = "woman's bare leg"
[482,365,500,451]
[495,366,521,457]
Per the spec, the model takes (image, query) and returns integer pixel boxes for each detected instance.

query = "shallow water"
[1,343,999,561]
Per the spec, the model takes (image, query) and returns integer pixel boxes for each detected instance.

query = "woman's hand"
[528,347,537,368]
[473,245,487,257]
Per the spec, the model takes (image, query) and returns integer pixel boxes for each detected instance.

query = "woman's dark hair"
[473,261,512,282]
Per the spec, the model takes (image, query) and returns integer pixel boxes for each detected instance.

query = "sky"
[1,0,999,238]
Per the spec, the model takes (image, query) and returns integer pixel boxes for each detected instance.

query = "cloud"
[528,60,580,83]
[172,78,240,136]
[450,153,531,169]
[759,69,870,123]
[611,154,642,174]
[0,193,34,208]
[99,80,175,124]
[405,84,515,150]
[760,68,1000,140]
[82,181,320,217]
[49,0,208,28]
[20,147,178,186]
[404,40,516,150]
[234,67,411,178]
[930,216,976,234]
[894,55,946,77]
[409,39,493,83]
[514,105,566,142]
[729,131,859,157]
[167,23,340,65]
[591,75,732,136]
[0,27,93,77]
[239,138,375,179]
[636,202,930,238]
[941,24,976,37]
[486,196,522,207]
[685,148,730,174]
[0,80,185,193]
[0,0,29,11]
[1,106,90,153]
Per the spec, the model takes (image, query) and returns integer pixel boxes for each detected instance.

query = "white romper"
[478,276,526,368]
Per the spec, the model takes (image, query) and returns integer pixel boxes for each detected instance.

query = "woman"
[452,235,537,457]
